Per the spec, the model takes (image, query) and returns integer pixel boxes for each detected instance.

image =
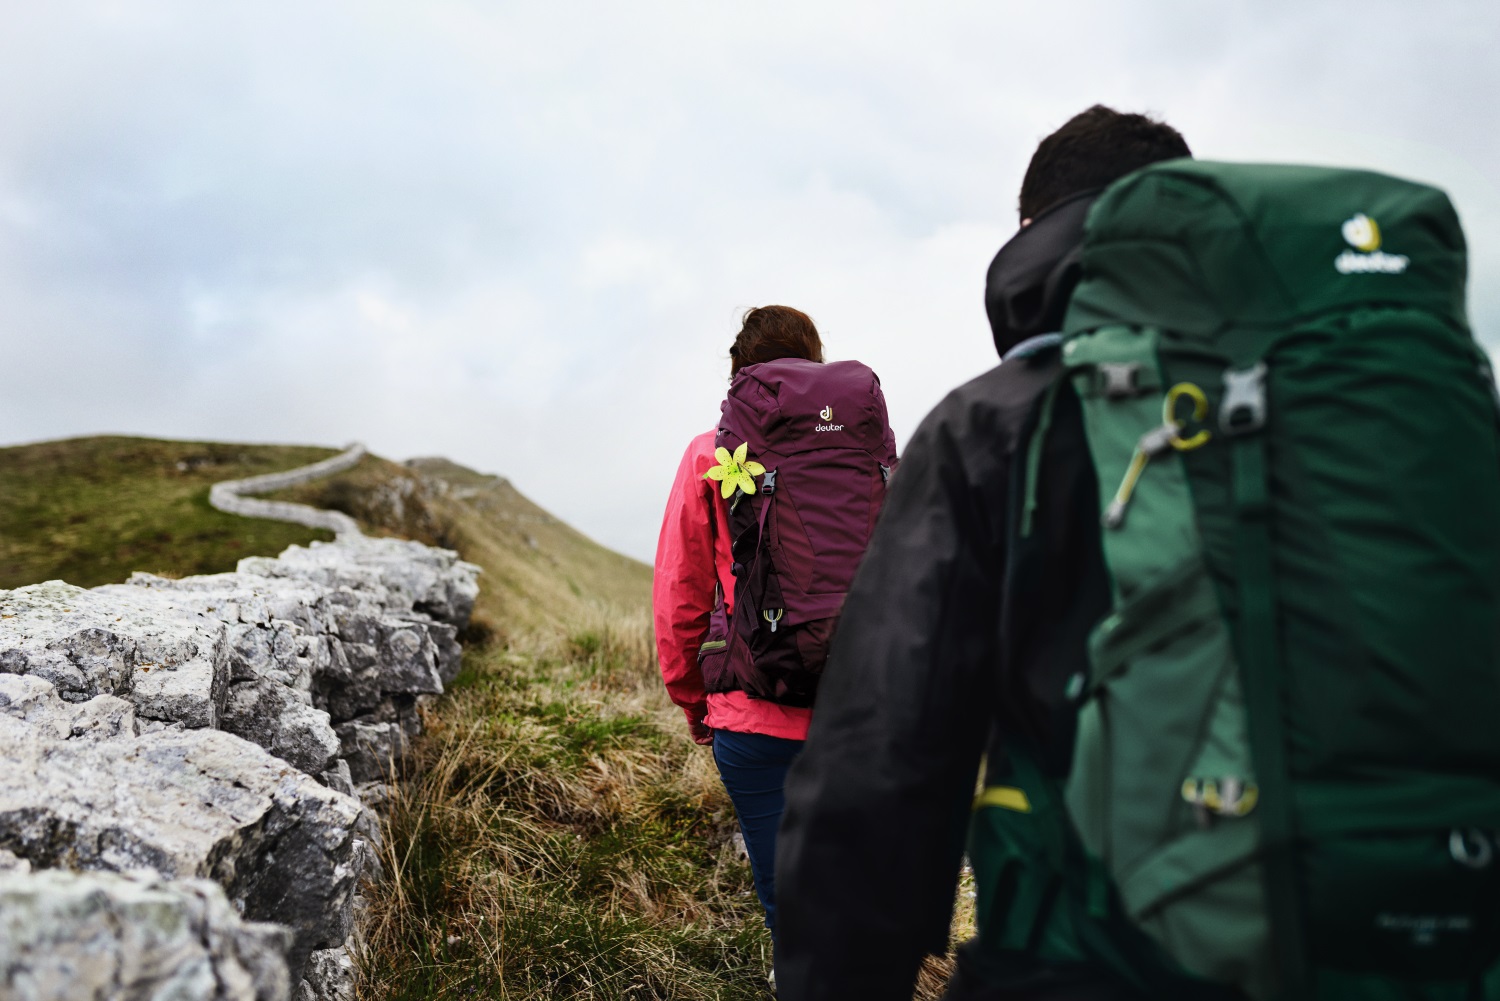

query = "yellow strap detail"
[973,786,1032,813]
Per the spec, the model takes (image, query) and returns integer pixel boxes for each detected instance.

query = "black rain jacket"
[774,196,1120,1001]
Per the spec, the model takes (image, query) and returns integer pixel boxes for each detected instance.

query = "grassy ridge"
[270,453,652,637]
[0,436,335,589]
[0,436,968,998]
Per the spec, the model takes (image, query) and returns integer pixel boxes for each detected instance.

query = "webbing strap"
[999,867,1055,952]
[750,472,781,615]
[1229,425,1309,998]
[1020,378,1064,538]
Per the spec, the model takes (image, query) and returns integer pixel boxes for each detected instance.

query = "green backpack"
[970,161,1500,1000]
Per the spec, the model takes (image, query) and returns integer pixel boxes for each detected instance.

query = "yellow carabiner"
[1163,383,1212,451]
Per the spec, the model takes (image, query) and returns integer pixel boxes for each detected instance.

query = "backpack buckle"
[762,469,778,495]
[1220,363,1268,435]
[1097,362,1143,400]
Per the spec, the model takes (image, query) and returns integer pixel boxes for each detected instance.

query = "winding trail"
[208,442,368,538]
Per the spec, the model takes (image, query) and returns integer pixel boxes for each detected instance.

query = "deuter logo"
[819,406,833,420]
[815,405,844,433]
[1336,212,1409,275]
[1342,213,1381,252]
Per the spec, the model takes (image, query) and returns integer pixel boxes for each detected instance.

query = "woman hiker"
[652,304,896,988]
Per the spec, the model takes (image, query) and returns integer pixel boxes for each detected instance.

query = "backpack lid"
[720,358,893,460]
[1063,160,1469,341]
[985,189,1099,358]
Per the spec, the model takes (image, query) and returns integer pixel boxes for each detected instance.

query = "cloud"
[1,0,1497,562]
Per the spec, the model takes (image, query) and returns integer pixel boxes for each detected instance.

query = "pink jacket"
[653,430,813,742]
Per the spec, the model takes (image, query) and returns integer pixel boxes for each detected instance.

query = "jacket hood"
[983,189,1099,358]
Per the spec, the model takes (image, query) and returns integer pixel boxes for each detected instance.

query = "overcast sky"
[2,1,1497,563]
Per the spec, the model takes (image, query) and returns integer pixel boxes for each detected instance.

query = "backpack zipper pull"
[1103,383,1213,529]
[762,609,784,633]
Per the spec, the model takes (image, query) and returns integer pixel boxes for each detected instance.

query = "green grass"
[361,615,776,1000]
[0,436,335,589]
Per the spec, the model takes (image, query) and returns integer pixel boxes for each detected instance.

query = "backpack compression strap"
[1222,361,1308,998]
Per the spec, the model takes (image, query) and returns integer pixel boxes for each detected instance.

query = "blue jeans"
[712,728,805,940]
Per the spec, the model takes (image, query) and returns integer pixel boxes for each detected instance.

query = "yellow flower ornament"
[704,443,766,499]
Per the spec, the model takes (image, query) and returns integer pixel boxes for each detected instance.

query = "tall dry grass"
[357,607,972,999]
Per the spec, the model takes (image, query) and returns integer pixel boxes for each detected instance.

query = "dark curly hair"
[1019,105,1191,221]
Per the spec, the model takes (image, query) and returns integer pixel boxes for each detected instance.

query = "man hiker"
[775,103,1500,1001]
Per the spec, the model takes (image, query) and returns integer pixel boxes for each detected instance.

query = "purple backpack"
[698,358,897,706]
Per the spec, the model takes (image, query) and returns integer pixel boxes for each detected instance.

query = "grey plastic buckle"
[762,469,778,495]
[1098,362,1142,400]
[1220,363,1268,435]
[879,464,891,485]
[1450,829,1495,870]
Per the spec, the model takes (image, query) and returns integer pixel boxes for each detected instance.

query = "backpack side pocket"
[698,587,734,693]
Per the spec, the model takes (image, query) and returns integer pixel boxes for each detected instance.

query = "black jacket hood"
[983,189,1099,358]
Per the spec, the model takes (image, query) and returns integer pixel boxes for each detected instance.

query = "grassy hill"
[265,451,651,638]
[0,435,651,634]
[0,436,337,589]
[0,435,961,999]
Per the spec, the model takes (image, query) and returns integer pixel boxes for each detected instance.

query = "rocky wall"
[0,534,480,1001]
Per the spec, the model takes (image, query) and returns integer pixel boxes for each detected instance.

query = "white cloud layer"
[2,1,1497,561]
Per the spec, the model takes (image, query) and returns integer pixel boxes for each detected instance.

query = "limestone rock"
[318,758,355,798]
[0,673,136,741]
[427,620,463,686]
[0,868,291,1001]
[117,567,443,767]
[239,537,479,629]
[0,581,229,729]
[116,574,345,772]
[0,725,363,978]
[221,680,339,776]
[0,509,478,996]
[335,720,408,785]
[292,947,355,1001]
[315,607,443,723]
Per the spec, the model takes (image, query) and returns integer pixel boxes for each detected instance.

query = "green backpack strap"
[1220,360,1308,997]
[1019,376,1065,540]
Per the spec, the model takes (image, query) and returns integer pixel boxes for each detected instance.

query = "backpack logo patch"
[1342,213,1381,252]
[1336,213,1409,275]
[816,405,844,432]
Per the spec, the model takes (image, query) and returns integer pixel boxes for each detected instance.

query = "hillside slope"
[0,436,651,634]
[0,436,338,589]
[268,452,651,635]
[0,436,964,998]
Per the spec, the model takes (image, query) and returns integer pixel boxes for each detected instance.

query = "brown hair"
[729,305,824,376]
